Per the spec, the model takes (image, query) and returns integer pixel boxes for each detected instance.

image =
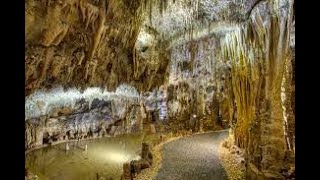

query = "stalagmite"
[66,143,69,151]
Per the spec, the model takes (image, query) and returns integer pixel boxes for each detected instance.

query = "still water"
[26,134,145,180]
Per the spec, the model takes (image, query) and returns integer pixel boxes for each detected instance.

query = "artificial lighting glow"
[106,152,130,163]
[91,146,141,164]
[102,151,141,163]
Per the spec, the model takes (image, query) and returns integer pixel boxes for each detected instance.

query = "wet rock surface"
[156,131,229,180]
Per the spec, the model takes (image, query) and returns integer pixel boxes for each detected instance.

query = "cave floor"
[156,130,229,180]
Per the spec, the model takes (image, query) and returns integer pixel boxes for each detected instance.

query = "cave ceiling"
[25,0,288,96]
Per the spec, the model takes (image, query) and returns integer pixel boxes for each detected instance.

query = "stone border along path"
[136,130,229,180]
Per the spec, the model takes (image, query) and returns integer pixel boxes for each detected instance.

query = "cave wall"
[25,96,145,150]
[25,0,170,96]
[163,36,231,132]
[25,84,146,150]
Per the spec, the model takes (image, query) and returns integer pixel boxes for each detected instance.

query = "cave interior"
[25,0,295,179]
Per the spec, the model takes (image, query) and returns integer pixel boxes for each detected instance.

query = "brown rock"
[139,159,151,169]
[262,171,285,180]
[247,163,264,180]
[131,160,141,174]
[122,163,132,180]
[141,143,151,159]
[288,166,295,178]
[222,140,230,149]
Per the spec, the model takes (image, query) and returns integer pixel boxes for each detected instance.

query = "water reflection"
[26,134,144,180]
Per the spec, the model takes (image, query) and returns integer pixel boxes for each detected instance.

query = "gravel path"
[156,130,229,180]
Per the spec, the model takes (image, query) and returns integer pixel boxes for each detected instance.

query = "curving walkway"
[156,130,229,180]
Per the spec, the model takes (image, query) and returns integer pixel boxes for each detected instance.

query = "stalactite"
[281,61,290,151]
[78,0,99,30]
[37,47,54,87]
[221,0,294,175]
[85,0,107,80]
[149,0,153,25]
[221,0,293,149]
[160,0,163,15]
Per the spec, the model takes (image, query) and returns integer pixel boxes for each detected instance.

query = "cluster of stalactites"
[142,0,199,18]
[48,0,145,52]
[25,85,141,120]
[220,0,294,148]
[221,0,294,91]
[140,0,251,44]
[141,0,201,38]
[169,37,217,87]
